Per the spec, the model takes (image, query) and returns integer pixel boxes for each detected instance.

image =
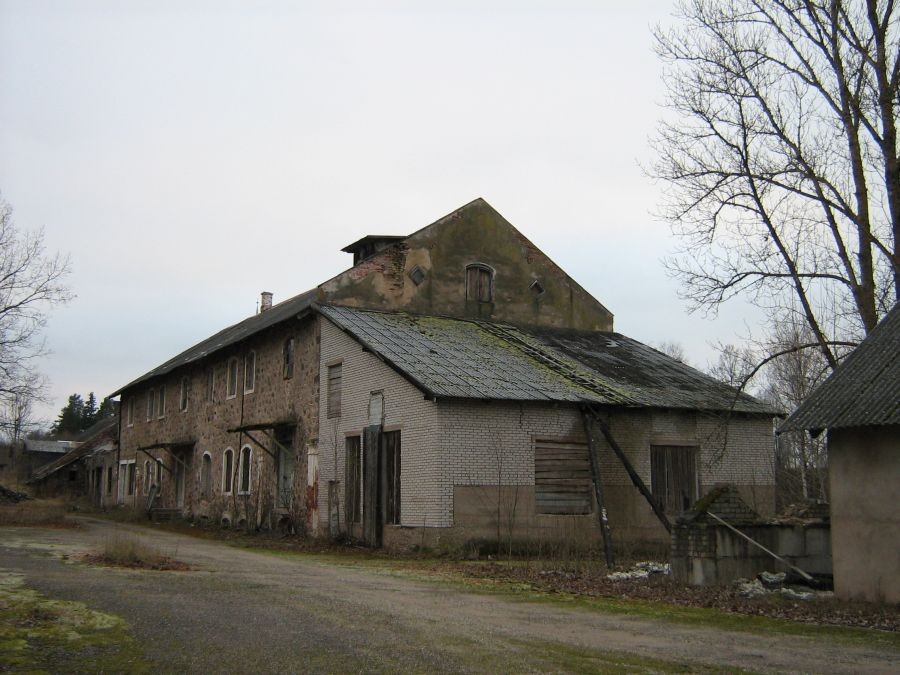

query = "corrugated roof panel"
[781,304,900,433]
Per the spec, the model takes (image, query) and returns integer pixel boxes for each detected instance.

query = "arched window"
[239,445,252,494]
[222,448,234,494]
[226,357,239,398]
[143,460,152,493]
[466,263,494,303]
[200,452,212,499]
[156,458,164,487]
[283,338,295,379]
[244,351,256,393]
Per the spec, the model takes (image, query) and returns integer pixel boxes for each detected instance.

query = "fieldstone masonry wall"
[117,317,320,528]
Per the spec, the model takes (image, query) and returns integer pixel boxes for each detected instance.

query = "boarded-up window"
[345,436,361,524]
[534,440,592,515]
[327,364,342,418]
[650,445,698,515]
[466,264,493,303]
[383,431,401,525]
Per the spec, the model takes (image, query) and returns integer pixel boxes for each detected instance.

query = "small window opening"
[327,364,342,418]
[223,448,234,494]
[179,376,190,412]
[146,388,155,421]
[226,357,239,398]
[408,265,425,286]
[157,386,166,419]
[530,279,545,296]
[466,264,493,303]
[244,351,256,394]
[283,338,295,379]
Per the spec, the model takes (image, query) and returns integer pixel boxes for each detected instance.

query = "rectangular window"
[157,386,166,419]
[327,364,342,418]
[384,430,401,525]
[227,358,238,399]
[126,462,136,496]
[126,397,134,427]
[534,440,592,515]
[345,436,361,524]
[466,265,493,303]
[651,445,698,515]
[244,351,256,393]
[283,338,295,379]
[180,376,190,412]
[146,388,155,421]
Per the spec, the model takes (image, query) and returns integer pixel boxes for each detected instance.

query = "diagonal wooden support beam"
[580,408,615,568]
[586,407,672,534]
[242,430,277,459]
[134,446,175,475]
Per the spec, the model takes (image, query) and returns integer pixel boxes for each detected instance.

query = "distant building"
[781,304,900,603]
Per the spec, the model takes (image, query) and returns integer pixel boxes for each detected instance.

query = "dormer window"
[466,264,494,303]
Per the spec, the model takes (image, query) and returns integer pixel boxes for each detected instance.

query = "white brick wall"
[317,317,776,532]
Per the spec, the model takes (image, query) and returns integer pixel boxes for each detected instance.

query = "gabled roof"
[318,305,774,414]
[780,304,900,434]
[111,288,317,396]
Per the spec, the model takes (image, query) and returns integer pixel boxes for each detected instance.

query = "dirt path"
[1,518,897,673]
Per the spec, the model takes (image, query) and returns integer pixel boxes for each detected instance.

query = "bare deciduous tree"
[0,195,71,440]
[653,0,899,373]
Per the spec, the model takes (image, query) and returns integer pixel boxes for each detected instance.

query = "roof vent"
[341,235,406,265]
[260,291,273,313]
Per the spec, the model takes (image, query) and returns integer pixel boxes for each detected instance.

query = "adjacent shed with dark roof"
[780,304,900,604]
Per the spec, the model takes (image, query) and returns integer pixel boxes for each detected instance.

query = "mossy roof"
[318,305,774,414]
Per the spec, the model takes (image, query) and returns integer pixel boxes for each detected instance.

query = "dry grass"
[80,535,190,571]
[0,499,75,527]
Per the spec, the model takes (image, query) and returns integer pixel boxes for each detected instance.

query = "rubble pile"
[607,561,671,581]
[0,484,30,504]
[736,571,828,601]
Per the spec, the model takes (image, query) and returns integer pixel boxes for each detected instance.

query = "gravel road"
[0,518,897,673]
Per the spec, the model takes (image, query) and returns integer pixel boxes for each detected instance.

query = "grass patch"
[0,499,77,528]
[80,534,191,571]
[0,571,150,672]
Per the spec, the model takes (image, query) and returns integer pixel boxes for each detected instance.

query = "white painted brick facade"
[318,317,776,537]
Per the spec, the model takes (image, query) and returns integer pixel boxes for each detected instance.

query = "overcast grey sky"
[0,0,763,423]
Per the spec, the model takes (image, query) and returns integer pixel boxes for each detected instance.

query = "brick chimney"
[260,291,273,312]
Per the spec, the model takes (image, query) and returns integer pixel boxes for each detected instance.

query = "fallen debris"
[607,561,671,581]
[0,484,30,504]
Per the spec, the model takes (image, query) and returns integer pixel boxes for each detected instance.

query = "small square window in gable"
[408,265,426,286]
[530,279,545,297]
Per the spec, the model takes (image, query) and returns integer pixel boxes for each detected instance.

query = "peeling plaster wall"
[320,199,614,331]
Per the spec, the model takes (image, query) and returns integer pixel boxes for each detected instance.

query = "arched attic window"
[466,263,494,303]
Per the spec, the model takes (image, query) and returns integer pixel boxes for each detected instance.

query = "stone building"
[110,198,776,549]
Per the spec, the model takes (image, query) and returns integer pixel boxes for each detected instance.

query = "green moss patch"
[0,571,150,672]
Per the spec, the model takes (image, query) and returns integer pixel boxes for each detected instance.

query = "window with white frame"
[283,338,295,379]
[239,445,252,494]
[180,376,190,412]
[226,358,239,399]
[244,351,256,394]
[222,448,234,494]
[146,388,155,421]
[200,452,212,499]
[157,386,166,419]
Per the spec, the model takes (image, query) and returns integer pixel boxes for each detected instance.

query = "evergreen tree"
[96,396,116,420]
[81,392,97,429]
[52,394,84,438]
